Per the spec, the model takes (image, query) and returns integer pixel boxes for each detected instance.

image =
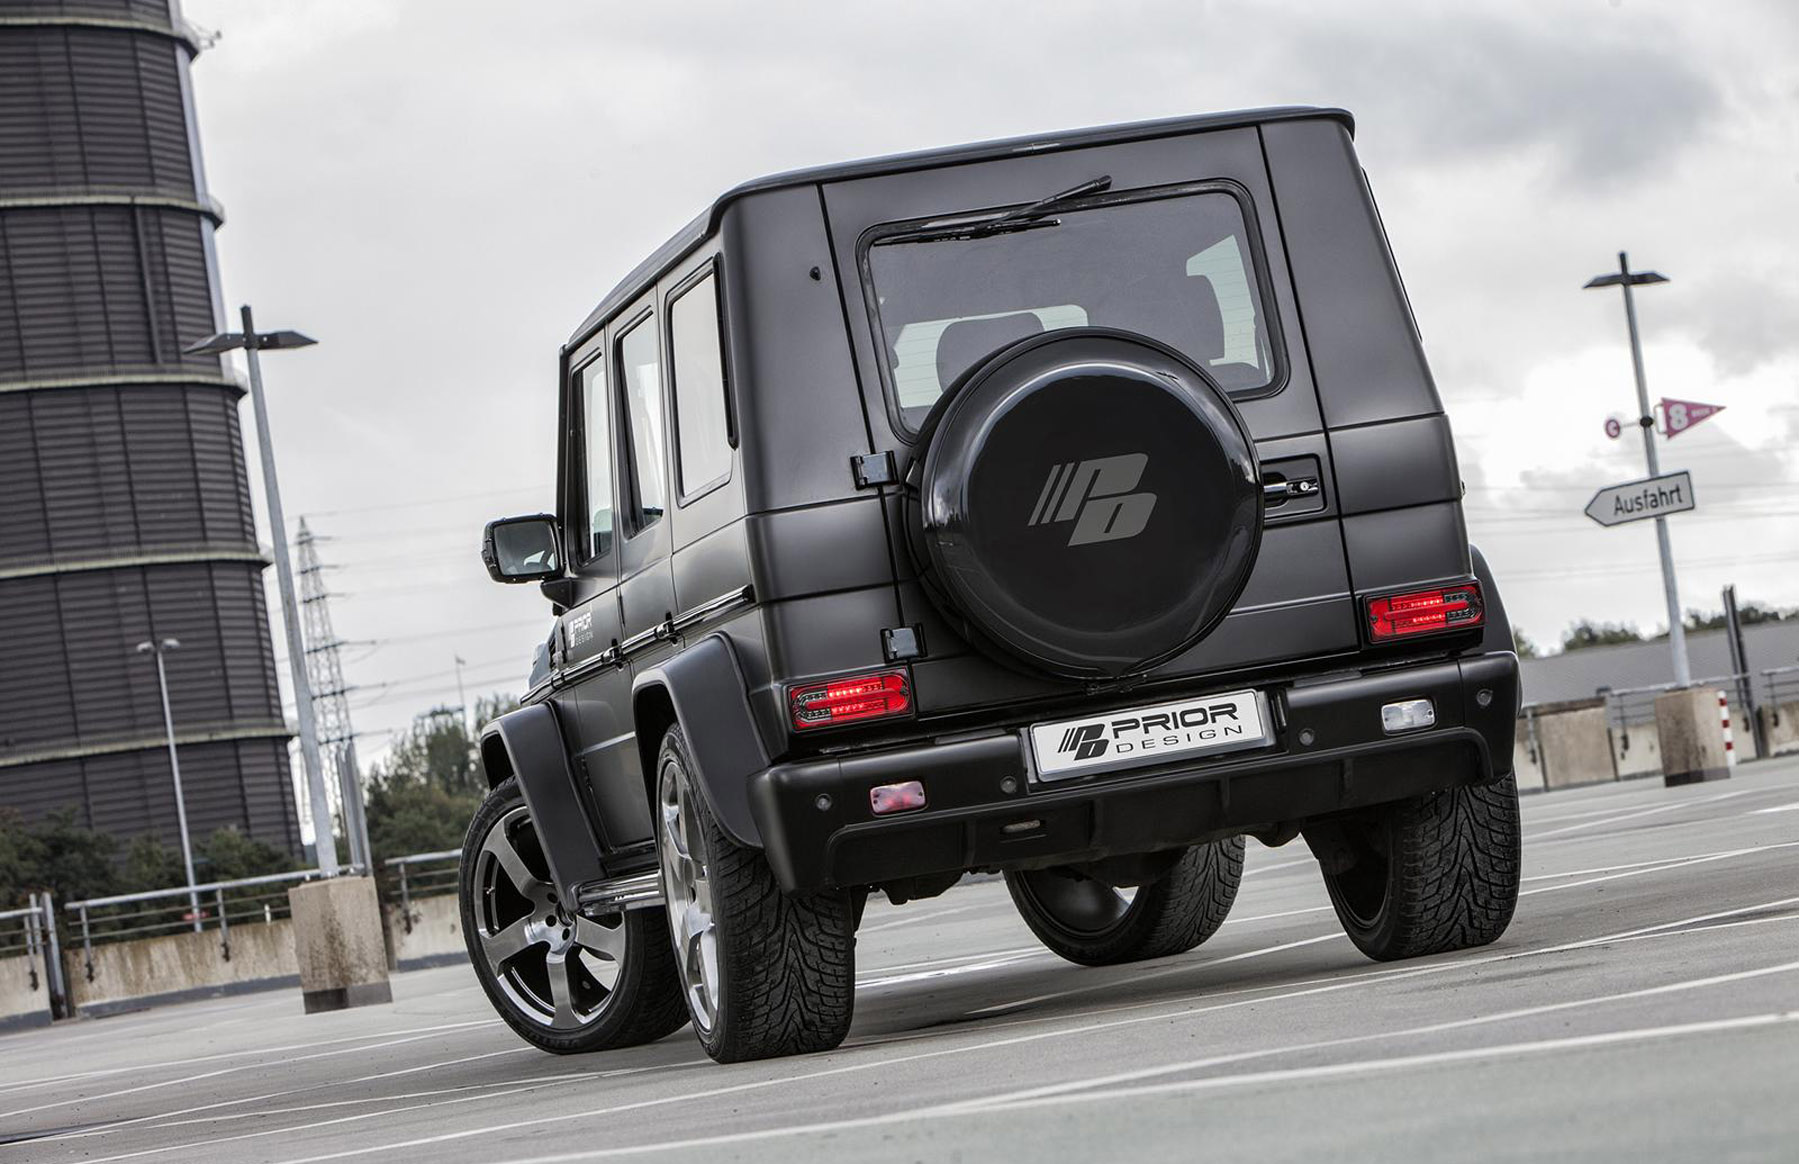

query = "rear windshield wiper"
[900,175,1113,243]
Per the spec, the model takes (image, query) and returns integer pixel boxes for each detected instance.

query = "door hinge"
[852,450,898,488]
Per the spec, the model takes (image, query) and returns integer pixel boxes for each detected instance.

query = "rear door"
[819,125,1358,716]
[559,339,651,848]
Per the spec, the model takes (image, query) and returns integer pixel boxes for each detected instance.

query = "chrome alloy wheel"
[473,805,626,1031]
[657,756,720,1033]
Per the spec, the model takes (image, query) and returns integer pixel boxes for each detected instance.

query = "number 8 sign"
[1660,397,1724,440]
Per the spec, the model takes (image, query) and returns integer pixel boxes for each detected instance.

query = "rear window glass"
[864,186,1277,426]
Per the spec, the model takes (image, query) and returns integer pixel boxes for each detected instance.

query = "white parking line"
[963,839,1799,1020]
[0,1017,500,1096]
[986,1012,1799,1109]
[82,1076,593,1163]
[858,950,1044,989]
[1532,787,1752,839]
[1239,855,1315,878]
[963,933,1342,1017]
[857,903,980,935]
[0,1028,512,1122]
[481,1011,1799,1161]
[943,959,1799,1107]
[1751,801,1799,814]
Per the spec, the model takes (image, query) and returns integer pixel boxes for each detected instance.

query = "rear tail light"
[1365,582,1484,642]
[789,669,912,730]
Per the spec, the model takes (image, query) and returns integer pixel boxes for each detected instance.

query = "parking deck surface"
[4,758,1797,1163]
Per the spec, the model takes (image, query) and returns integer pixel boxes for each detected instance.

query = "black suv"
[464,106,1522,1064]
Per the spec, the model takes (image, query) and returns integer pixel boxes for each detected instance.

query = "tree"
[364,693,519,862]
[1561,620,1645,652]
[1511,628,1540,659]
[1683,602,1795,633]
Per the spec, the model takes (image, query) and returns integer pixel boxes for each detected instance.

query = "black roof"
[568,105,1353,346]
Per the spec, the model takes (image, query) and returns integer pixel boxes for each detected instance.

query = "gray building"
[0,1,298,853]
[1520,621,1799,711]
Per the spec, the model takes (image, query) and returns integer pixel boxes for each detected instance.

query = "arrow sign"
[1584,470,1696,527]
[1661,397,1724,439]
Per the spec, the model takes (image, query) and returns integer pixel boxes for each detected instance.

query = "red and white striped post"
[1717,690,1737,768]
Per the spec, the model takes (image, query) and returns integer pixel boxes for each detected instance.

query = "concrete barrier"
[1656,688,1732,786]
[289,876,392,1013]
[384,893,468,971]
[1518,699,1617,791]
[0,952,52,1032]
[1760,702,1799,757]
[64,920,298,1016]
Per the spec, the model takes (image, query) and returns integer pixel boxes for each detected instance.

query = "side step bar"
[575,870,664,914]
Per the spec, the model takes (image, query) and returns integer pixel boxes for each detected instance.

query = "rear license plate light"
[790,669,912,730]
[1365,582,1484,642]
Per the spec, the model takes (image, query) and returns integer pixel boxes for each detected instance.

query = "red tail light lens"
[1366,582,1484,641]
[790,669,912,730]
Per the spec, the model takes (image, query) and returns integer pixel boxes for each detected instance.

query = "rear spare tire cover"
[909,328,1260,681]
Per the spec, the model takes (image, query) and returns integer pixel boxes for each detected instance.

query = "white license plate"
[1029,689,1272,782]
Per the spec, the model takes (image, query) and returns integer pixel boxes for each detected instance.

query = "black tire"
[1319,773,1522,962]
[459,777,686,1054]
[1005,836,1245,966]
[655,726,855,1063]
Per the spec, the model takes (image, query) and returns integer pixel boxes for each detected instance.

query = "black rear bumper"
[748,652,1518,893]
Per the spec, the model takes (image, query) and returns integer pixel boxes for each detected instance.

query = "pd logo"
[1055,723,1109,761]
[1029,454,1157,547]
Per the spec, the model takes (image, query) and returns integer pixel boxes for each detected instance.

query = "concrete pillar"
[1655,688,1732,787]
[288,876,393,1014]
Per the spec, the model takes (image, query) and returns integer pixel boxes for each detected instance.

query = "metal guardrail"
[382,850,459,935]
[63,867,329,980]
[1599,672,1748,731]
[1765,665,1799,725]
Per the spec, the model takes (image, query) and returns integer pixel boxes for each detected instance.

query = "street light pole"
[185,307,337,874]
[1584,252,1691,688]
[138,638,201,931]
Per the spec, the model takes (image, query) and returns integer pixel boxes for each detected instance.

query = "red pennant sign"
[1661,397,1725,439]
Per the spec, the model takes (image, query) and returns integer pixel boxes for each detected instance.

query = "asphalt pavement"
[4,757,1797,1163]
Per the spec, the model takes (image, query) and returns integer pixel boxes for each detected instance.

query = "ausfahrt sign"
[1584,470,1696,527]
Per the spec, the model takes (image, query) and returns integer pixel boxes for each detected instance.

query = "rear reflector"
[1365,582,1484,642]
[790,669,912,730]
[869,780,926,815]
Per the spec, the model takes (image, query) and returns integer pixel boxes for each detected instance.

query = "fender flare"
[477,703,606,899]
[631,634,770,850]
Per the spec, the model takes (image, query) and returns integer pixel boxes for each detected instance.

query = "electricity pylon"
[295,519,373,871]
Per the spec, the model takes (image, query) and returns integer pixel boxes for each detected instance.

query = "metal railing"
[63,867,329,980]
[1600,672,1748,731]
[382,850,459,935]
[1765,665,1799,725]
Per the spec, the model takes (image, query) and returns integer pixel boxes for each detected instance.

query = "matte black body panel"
[1341,502,1471,592]
[1331,414,1461,515]
[631,634,769,848]
[1260,118,1443,429]
[480,703,606,898]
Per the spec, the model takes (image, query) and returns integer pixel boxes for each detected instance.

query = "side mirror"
[482,514,562,584]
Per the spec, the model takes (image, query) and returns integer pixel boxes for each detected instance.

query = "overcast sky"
[177,0,1799,767]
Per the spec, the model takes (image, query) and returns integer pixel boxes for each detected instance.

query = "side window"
[617,314,666,534]
[578,359,614,560]
[669,270,731,497]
